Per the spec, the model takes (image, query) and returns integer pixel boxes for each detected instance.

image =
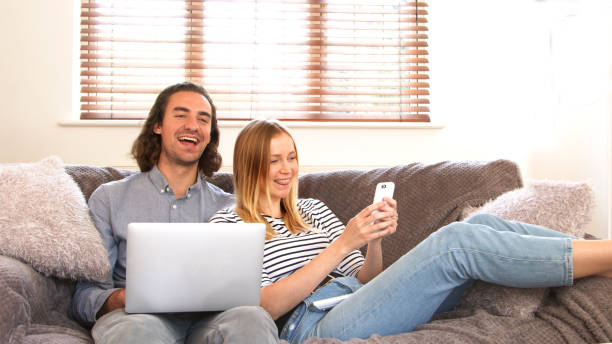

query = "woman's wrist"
[329,237,353,257]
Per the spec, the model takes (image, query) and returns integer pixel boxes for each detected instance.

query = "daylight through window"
[80,0,429,122]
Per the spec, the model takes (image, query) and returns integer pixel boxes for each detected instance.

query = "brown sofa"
[2,159,611,343]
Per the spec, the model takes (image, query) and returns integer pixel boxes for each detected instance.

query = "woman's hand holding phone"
[339,182,398,252]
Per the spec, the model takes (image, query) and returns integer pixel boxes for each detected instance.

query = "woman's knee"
[463,213,499,226]
[431,222,478,248]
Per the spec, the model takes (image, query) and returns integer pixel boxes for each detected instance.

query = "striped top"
[210,198,365,287]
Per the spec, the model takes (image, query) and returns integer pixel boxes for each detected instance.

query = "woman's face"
[261,132,299,207]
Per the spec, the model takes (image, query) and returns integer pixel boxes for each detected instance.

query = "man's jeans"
[92,306,279,344]
[283,214,575,343]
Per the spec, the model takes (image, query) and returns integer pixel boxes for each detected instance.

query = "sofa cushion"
[64,165,234,202]
[67,160,522,271]
[456,180,594,318]
[298,160,523,268]
[462,179,593,238]
[64,164,136,202]
[0,156,110,282]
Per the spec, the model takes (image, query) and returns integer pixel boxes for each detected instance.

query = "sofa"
[1,156,611,344]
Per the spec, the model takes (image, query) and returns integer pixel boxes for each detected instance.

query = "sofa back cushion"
[298,160,522,268]
[64,165,235,202]
[66,159,522,269]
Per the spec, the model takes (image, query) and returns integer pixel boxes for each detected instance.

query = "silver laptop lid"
[125,222,266,313]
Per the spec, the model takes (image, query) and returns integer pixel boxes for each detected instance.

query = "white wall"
[0,0,610,238]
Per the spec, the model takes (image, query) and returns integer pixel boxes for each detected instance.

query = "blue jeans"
[283,214,575,343]
[92,306,279,344]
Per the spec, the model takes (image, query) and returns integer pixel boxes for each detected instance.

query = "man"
[72,82,279,343]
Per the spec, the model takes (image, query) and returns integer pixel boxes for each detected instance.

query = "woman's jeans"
[283,214,575,343]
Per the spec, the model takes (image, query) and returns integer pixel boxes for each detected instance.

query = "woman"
[210,119,612,343]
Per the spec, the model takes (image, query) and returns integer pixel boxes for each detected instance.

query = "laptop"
[125,222,266,314]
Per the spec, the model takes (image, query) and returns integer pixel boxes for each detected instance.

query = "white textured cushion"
[456,179,594,318]
[0,156,109,282]
[462,179,593,238]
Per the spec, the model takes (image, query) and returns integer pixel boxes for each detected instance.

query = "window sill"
[58,120,445,129]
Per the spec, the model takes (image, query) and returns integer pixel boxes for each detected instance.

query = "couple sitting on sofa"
[73,82,612,344]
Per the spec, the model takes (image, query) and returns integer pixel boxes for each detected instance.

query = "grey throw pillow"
[0,156,110,282]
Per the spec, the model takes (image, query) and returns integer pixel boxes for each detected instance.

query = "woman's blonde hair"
[233,119,310,239]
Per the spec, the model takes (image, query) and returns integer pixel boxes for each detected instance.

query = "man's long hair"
[131,82,222,177]
[233,119,310,240]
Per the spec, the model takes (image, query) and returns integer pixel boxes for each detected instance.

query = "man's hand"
[97,288,126,319]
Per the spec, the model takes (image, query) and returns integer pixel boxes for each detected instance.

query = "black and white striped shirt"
[210,198,365,287]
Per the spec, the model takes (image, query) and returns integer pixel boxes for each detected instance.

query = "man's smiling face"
[153,91,212,169]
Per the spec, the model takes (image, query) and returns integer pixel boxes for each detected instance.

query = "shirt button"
[288,324,295,330]
[187,193,191,198]
[172,204,177,209]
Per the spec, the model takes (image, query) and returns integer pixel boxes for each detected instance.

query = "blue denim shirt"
[71,165,234,326]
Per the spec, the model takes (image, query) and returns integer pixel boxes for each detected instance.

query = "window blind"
[80,0,429,122]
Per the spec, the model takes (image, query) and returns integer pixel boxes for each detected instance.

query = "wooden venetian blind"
[80,0,429,122]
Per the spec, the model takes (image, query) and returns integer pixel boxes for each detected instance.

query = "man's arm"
[72,186,121,325]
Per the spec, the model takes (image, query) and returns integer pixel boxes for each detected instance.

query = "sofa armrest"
[0,255,91,343]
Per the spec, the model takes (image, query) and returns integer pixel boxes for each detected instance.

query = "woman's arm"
[355,197,397,284]
[260,237,352,320]
[260,200,397,320]
[356,240,383,284]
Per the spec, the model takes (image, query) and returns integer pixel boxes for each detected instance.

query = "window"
[80,0,429,122]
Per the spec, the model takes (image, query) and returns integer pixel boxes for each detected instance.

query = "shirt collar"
[191,171,204,192]
[148,164,204,194]
[148,164,169,194]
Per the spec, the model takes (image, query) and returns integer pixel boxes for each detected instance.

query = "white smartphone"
[371,182,395,229]
[373,182,395,205]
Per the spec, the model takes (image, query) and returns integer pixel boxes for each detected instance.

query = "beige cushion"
[462,179,593,238]
[0,156,110,282]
